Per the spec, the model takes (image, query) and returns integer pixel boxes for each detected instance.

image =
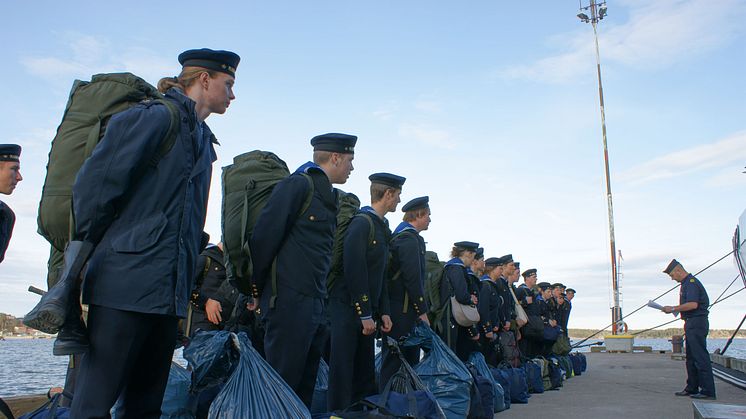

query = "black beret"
[566,288,576,294]
[0,144,21,162]
[501,254,514,264]
[310,133,357,154]
[663,259,681,274]
[454,241,479,252]
[552,283,565,289]
[538,282,552,290]
[485,257,502,267]
[369,172,406,189]
[475,247,484,260]
[178,48,240,78]
[401,196,429,212]
[522,268,537,277]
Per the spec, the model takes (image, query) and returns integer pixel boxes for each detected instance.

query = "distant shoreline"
[568,328,746,339]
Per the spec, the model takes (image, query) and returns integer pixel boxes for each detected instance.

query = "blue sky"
[1,0,745,332]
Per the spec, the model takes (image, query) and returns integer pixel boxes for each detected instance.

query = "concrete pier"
[496,352,745,419]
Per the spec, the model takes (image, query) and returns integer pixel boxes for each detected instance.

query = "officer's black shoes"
[675,390,697,396]
[23,241,94,334]
[690,393,716,400]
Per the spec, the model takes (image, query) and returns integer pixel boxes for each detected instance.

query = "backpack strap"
[148,98,180,167]
[269,173,314,309]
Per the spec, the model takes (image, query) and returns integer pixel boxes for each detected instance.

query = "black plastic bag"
[183,330,240,393]
[207,333,311,418]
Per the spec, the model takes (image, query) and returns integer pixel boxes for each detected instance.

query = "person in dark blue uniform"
[327,172,404,411]
[379,196,431,391]
[535,282,559,356]
[250,133,356,407]
[517,268,542,357]
[478,257,504,366]
[663,259,716,400]
[0,144,22,264]
[551,282,571,335]
[188,243,241,334]
[438,241,481,361]
[31,48,241,418]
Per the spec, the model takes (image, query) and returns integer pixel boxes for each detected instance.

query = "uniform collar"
[294,161,326,176]
[393,221,417,235]
[445,257,464,267]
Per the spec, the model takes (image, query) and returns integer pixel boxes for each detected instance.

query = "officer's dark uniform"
[250,133,356,407]
[477,268,501,366]
[69,49,239,418]
[668,260,716,398]
[189,245,238,334]
[535,283,558,356]
[516,275,538,357]
[380,197,429,392]
[328,173,402,411]
[0,144,21,264]
[438,241,481,362]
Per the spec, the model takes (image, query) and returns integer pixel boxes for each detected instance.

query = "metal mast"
[577,0,623,334]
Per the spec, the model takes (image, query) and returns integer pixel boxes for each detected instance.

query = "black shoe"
[690,393,716,400]
[23,241,94,334]
[675,390,696,396]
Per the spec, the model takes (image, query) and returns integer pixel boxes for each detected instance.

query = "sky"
[1,0,745,333]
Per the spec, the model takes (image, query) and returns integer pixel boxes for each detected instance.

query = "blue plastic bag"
[402,323,471,419]
[111,362,196,419]
[490,368,511,409]
[18,393,70,419]
[208,333,311,419]
[524,360,544,393]
[183,330,240,392]
[508,366,529,404]
[310,358,329,414]
[467,352,506,413]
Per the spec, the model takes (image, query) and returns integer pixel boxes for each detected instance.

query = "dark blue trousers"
[70,305,177,419]
[262,288,328,407]
[327,299,376,411]
[379,299,420,392]
[684,316,716,397]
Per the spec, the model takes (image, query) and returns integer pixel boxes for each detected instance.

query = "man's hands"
[205,298,222,325]
[418,313,431,327]
[361,318,377,335]
[381,315,393,333]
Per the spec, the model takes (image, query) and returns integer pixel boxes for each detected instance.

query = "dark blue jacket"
[250,163,338,301]
[386,224,428,316]
[478,276,499,335]
[0,200,14,263]
[679,274,709,319]
[332,207,391,319]
[73,88,216,318]
[442,259,480,336]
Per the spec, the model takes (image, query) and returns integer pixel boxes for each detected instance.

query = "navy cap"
[522,268,537,278]
[552,283,565,289]
[475,247,484,260]
[0,144,21,162]
[178,48,240,78]
[501,254,514,264]
[566,288,576,294]
[369,172,406,189]
[514,262,520,270]
[663,259,681,274]
[538,282,552,290]
[454,241,479,252]
[402,196,429,212]
[485,257,502,267]
[310,133,357,154]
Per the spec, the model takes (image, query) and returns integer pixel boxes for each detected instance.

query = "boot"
[24,241,94,334]
[53,298,89,356]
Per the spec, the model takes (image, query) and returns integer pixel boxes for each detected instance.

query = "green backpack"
[424,251,446,326]
[326,192,375,292]
[37,73,180,253]
[221,150,313,296]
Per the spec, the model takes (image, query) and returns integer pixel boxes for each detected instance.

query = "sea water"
[1,336,744,397]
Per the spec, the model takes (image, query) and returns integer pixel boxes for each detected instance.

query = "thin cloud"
[20,32,173,84]
[618,131,746,185]
[398,123,456,150]
[497,0,746,83]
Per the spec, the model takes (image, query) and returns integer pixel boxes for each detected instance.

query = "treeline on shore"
[568,328,746,339]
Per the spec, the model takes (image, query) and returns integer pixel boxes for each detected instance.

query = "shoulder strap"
[148,98,180,167]
[355,212,376,247]
[270,172,314,309]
